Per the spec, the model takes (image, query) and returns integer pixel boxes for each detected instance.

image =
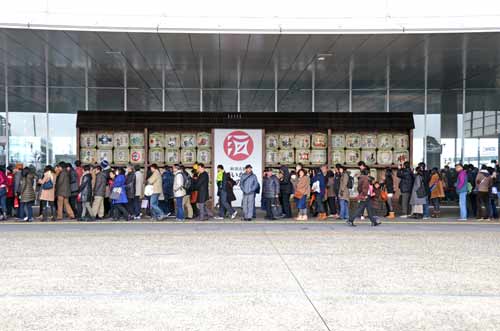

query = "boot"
[318,213,327,220]
[387,212,395,219]
[303,215,308,221]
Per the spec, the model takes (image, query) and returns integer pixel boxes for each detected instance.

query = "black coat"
[78,173,92,202]
[397,168,414,194]
[279,166,292,195]
[385,170,394,194]
[196,171,210,203]
[125,172,136,199]
[225,173,237,202]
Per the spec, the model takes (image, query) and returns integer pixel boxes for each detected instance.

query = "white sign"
[213,129,263,207]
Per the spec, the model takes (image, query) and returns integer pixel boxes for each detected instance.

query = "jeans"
[489,198,498,219]
[197,202,212,220]
[150,193,164,219]
[339,199,349,220]
[349,198,376,223]
[175,196,184,220]
[315,194,325,214]
[459,191,467,219]
[242,193,255,220]
[0,188,6,214]
[113,203,129,220]
[40,200,56,220]
[20,201,34,220]
[264,197,275,219]
[431,197,440,212]
[218,191,235,217]
[327,196,337,215]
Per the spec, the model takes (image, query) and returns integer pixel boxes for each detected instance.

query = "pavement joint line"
[0,221,499,225]
[263,230,332,331]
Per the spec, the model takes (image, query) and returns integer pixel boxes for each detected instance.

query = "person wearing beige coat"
[38,166,56,221]
[147,164,165,221]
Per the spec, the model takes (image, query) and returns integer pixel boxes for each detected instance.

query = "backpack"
[347,175,354,189]
[182,172,192,191]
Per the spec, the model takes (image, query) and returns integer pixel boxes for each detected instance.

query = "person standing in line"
[14,165,23,218]
[262,168,280,220]
[278,166,293,219]
[347,169,381,227]
[134,165,144,219]
[92,165,106,220]
[0,166,7,220]
[326,168,338,218]
[125,164,136,218]
[195,163,212,221]
[338,165,350,221]
[429,167,445,218]
[294,168,310,221]
[397,161,414,218]
[418,162,432,220]
[38,165,56,222]
[475,164,492,220]
[455,163,468,221]
[240,164,259,221]
[312,165,328,220]
[410,166,427,219]
[100,160,112,218]
[111,168,129,221]
[79,165,94,222]
[382,168,395,218]
[147,164,165,221]
[214,165,237,220]
[5,167,15,218]
[181,166,194,219]
[172,164,186,221]
[162,165,174,217]
[55,162,75,220]
[67,163,80,218]
[19,167,36,222]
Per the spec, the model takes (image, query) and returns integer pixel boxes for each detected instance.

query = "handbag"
[141,199,149,209]
[271,198,282,218]
[42,179,53,190]
[190,191,198,204]
[294,191,304,199]
[416,178,426,198]
[110,187,122,200]
[380,188,388,202]
[144,184,154,197]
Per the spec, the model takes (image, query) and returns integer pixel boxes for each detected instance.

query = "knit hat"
[101,160,109,168]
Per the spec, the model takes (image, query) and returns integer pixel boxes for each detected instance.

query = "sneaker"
[231,211,238,220]
[423,217,430,220]
[457,218,467,221]
[23,217,28,221]
[166,212,172,217]
[175,218,184,222]
[400,215,408,219]
[213,216,224,220]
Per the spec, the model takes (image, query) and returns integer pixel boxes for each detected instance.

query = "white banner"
[213,129,263,207]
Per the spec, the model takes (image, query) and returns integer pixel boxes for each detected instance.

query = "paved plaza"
[1,221,500,330]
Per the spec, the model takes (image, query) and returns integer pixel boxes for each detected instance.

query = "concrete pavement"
[1,222,500,330]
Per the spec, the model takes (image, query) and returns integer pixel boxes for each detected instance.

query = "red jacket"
[6,173,14,198]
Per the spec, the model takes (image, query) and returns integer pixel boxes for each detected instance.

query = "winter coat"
[295,175,310,197]
[397,167,414,194]
[196,171,210,203]
[14,171,22,195]
[384,170,394,194]
[79,173,93,202]
[338,172,350,201]
[410,174,427,205]
[326,174,336,197]
[263,175,280,199]
[429,173,445,199]
[240,172,259,195]
[225,173,237,202]
[173,171,186,198]
[421,169,431,196]
[455,170,468,193]
[279,166,292,195]
[94,172,107,197]
[162,170,174,199]
[6,173,14,198]
[147,170,163,195]
[312,172,327,198]
[39,171,56,202]
[135,170,144,198]
[125,172,136,199]
[56,169,71,198]
[357,174,370,200]
[111,174,128,204]
[475,170,492,193]
[69,168,78,196]
[20,173,36,203]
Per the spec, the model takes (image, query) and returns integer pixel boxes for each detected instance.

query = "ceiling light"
[317,56,326,61]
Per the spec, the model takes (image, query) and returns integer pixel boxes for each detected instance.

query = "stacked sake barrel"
[330,133,410,166]
[265,132,328,166]
[149,132,211,165]
[80,132,145,165]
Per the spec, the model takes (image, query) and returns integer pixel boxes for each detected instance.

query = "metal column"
[3,34,8,165]
[385,56,390,113]
[44,44,50,165]
[123,56,127,111]
[199,57,203,112]
[311,62,315,112]
[162,62,165,112]
[84,56,89,111]
[237,59,241,113]
[423,37,429,164]
[348,57,353,113]
[274,60,278,112]
[461,36,467,163]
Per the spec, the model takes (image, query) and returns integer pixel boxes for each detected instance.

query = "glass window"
[8,112,47,170]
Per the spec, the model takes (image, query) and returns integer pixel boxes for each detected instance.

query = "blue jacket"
[162,170,174,199]
[313,172,326,197]
[240,172,259,195]
[111,174,128,204]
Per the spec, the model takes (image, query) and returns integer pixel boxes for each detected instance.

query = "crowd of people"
[0,158,498,223]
